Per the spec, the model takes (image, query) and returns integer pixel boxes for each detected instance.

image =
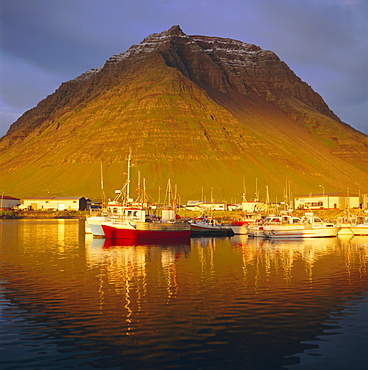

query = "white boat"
[337,223,354,236]
[247,215,299,238]
[262,214,340,239]
[228,214,260,235]
[247,223,266,238]
[335,216,355,236]
[350,217,368,236]
[86,215,107,236]
[229,221,249,235]
[86,201,126,236]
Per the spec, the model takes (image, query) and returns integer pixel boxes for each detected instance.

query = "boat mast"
[242,175,247,203]
[100,161,107,207]
[126,148,132,201]
[265,186,270,213]
[173,184,178,210]
[164,179,172,207]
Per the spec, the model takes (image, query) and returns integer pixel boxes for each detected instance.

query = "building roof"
[0,195,20,200]
[295,192,359,198]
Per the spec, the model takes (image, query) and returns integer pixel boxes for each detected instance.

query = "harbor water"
[0,219,367,369]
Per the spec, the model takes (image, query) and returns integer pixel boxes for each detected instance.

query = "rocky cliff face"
[1,26,367,200]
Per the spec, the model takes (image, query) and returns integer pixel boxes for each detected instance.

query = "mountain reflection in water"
[0,219,367,369]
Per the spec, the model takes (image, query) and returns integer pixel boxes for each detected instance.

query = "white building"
[227,204,242,211]
[363,194,368,209]
[207,203,227,211]
[241,201,265,213]
[22,196,89,211]
[185,201,227,211]
[294,192,360,210]
[185,200,203,211]
[0,195,20,209]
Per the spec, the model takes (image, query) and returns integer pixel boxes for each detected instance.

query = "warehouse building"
[0,195,20,209]
[22,196,89,211]
[294,192,360,210]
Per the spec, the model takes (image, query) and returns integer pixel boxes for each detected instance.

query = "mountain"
[1,25,367,203]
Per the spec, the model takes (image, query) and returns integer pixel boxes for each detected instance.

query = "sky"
[0,0,367,137]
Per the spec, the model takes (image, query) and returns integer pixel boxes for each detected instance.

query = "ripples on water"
[0,219,367,369]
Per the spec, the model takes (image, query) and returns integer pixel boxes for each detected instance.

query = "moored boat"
[86,201,126,236]
[350,216,368,236]
[247,215,295,238]
[190,216,234,236]
[337,223,354,236]
[102,207,191,241]
[247,223,266,238]
[229,221,249,235]
[336,216,356,236]
[86,215,107,236]
[263,214,340,239]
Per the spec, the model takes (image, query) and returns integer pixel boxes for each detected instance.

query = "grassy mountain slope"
[1,26,367,203]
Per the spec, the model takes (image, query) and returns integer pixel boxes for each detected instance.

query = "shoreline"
[0,208,366,222]
[0,210,87,220]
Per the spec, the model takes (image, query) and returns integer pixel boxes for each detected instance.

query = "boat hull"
[86,216,107,236]
[247,227,265,238]
[190,224,234,236]
[337,226,354,236]
[102,221,191,241]
[103,237,190,248]
[229,224,248,235]
[350,226,368,236]
[263,226,340,239]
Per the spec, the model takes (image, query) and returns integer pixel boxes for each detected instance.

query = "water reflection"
[286,293,368,369]
[1,220,368,369]
[231,235,343,286]
[85,236,192,335]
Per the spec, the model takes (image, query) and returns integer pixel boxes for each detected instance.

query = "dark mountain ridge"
[1,26,367,202]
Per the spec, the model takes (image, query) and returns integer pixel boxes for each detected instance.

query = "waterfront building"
[363,194,368,209]
[294,192,360,210]
[22,196,89,211]
[241,201,265,213]
[0,195,20,209]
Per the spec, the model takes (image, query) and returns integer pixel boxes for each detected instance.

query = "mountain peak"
[1,27,368,200]
[165,25,186,36]
[141,25,188,46]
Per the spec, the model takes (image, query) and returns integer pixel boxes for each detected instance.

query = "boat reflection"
[102,237,190,248]
[84,236,192,334]
[2,219,368,369]
[229,234,364,284]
